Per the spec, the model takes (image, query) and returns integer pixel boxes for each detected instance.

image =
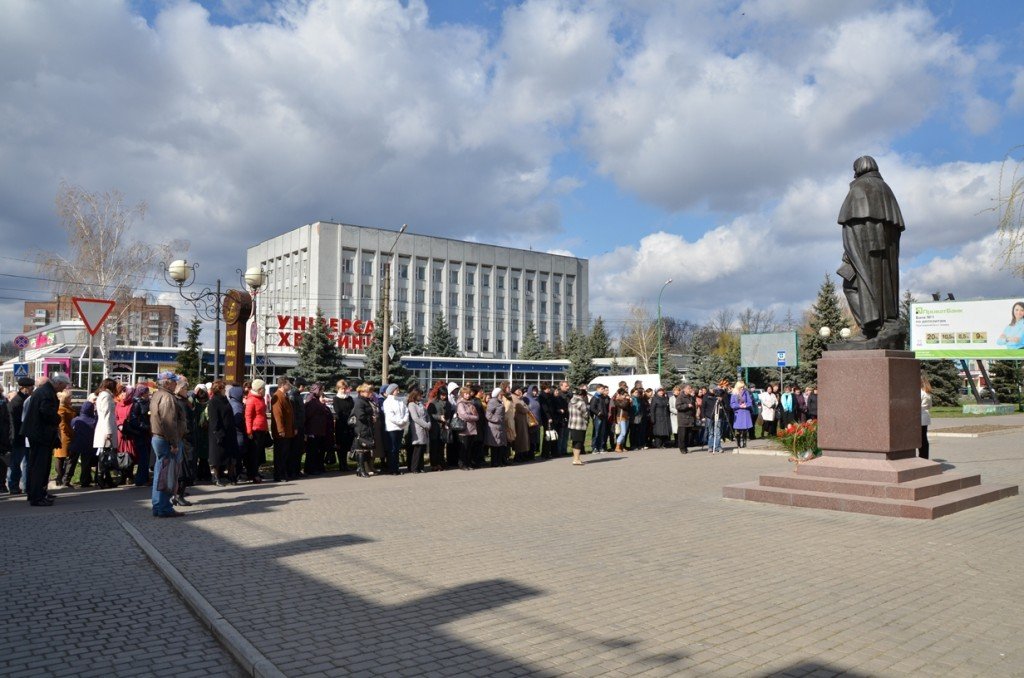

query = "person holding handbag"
[425,381,450,471]
[455,387,480,470]
[93,378,119,461]
[350,383,378,478]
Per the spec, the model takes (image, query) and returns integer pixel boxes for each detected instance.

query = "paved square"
[1,424,1021,677]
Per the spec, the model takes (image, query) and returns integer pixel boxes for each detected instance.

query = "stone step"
[793,455,943,483]
[722,481,1018,519]
[759,472,981,501]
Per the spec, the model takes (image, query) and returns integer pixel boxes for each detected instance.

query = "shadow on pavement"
[126,489,566,677]
[758,662,871,677]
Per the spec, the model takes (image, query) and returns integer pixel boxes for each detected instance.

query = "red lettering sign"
[278,332,292,347]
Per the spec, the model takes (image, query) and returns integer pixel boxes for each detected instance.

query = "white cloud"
[589,155,1019,326]
[580,5,983,212]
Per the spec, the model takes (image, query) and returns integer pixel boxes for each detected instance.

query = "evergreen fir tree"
[394,319,423,356]
[795,273,850,386]
[176,316,203,385]
[565,329,597,387]
[426,312,458,357]
[550,338,565,359]
[924,360,964,407]
[989,360,1024,409]
[519,321,547,360]
[687,338,731,388]
[363,306,414,388]
[588,316,611,358]
[660,359,683,389]
[292,308,347,385]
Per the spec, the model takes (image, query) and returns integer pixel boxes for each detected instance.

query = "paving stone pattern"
[0,508,243,678]
[2,424,1021,677]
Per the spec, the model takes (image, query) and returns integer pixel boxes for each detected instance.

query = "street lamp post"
[244,266,268,381]
[164,260,250,382]
[381,223,408,384]
[657,278,673,376]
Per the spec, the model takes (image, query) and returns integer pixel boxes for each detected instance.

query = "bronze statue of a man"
[834,156,906,350]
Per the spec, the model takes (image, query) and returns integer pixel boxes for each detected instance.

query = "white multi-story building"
[246,220,589,359]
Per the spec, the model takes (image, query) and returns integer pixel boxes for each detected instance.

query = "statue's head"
[853,155,879,177]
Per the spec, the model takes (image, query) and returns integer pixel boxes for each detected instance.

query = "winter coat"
[55,400,74,458]
[350,395,376,450]
[228,387,246,450]
[271,390,295,439]
[759,392,778,422]
[207,393,238,466]
[116,396,137,458]
[0,398,11,454]
[426,398,450,442]
[525,393,543,425]
[383,395,410,432]
[650,394,672,438]
[408,400,431,446]
[289,388,306,434]
[69,401,97,457]
[455,398,479,437]
[567,394,589,431]
[245,392,268,435]
[333,392,354,444]
[10,391,28,443]
[806,393,818,419]
[304,397,333,439]
[484,397,507,447]
[150,387,185,443]
[511,395,530,454]
[23,383,59,449]
[731,389,754,430]
[93,389,119,450]
[675,393,697,428]
[668,395,679,435]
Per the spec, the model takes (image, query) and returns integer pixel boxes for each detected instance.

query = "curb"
[110,509,286,678]
[930,428,1023,438]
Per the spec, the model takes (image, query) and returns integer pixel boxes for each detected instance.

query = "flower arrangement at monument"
[779,420,820,462]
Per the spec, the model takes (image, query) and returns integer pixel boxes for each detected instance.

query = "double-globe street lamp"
[164,260,266,381]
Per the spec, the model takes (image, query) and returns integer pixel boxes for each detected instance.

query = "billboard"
[740,331,799,368]
[911,298,1024,359]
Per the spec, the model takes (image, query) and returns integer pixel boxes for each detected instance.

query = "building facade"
[23,296,179,347]
[246,221,589,359]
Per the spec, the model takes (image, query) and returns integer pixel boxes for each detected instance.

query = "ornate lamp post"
[381,223,408,384]
[244,266,268,381]
[657,278,673,376]
[163,260,251,382]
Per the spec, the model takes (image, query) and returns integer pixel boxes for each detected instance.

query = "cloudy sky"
[2,0,1023,343]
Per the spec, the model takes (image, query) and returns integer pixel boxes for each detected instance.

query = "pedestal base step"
[723,481,1018,519]
[759,471,981,501]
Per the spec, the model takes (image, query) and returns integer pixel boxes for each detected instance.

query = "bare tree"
[996,146,1024,276]
[37,181,187,341]
[709,308,735,334]
[736,307,778,334]
[619,304,657,373]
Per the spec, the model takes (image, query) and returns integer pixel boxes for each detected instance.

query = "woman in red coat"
[243,379,269,483]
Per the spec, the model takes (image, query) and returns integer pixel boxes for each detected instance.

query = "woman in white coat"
[93,378,120,451]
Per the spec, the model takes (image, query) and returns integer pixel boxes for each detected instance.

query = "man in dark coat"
[554,382,571,457]
[287,377,307,479]
[837,155,905,348]
[0,384,11,490]
[22,373,70,505]
[588,385,610,454]
[675,385,697,453]
[7,377,34,494]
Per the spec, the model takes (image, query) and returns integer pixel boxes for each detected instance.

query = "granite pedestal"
[724,350,1018,519]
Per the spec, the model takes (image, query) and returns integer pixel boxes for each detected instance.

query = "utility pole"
[381,223,408,384]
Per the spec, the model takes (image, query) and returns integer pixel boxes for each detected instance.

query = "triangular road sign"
[72,297,117,336]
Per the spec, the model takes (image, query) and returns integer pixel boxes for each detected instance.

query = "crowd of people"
[0,369,828,517]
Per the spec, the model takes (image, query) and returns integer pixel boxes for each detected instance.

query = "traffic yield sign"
[72,297,116,336]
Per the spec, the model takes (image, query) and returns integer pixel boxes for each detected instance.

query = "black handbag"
[116,451,134,471]
[449,414,466,433]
